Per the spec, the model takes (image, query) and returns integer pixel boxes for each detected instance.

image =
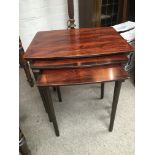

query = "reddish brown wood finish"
[37,64,129,86]
[25,27,134,60]
[31,55,128,69]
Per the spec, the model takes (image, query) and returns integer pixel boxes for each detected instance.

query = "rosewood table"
[36,64,129,136]
[24,27,134,136]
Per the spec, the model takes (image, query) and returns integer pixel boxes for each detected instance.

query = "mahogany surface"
[37,64,129,86]
[31,55,128,69]
[25,27,134,60]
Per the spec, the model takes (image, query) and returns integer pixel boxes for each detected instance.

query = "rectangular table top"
[36,64,129,86]
[24,27,134,60]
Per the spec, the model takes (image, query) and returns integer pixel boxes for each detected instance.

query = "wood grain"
[31,55,128,69]
[36,64,129,86]
[25,27,134,60]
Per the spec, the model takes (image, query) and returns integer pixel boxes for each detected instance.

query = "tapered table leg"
[53,87,56,91]
[109,81,122,132]
[33,70,49,114]
[39,87,52,122]
[22,62,34,87]
[101,83,104,99]
[56,86,62,102]
[43,87,60,136]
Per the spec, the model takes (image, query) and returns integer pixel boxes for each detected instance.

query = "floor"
[19,68,134,155]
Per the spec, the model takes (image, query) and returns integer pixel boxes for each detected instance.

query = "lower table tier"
[37,64,129,86]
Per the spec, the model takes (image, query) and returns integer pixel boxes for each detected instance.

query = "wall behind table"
[19,0,79,50]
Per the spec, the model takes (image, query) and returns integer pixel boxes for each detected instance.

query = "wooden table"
[37,64,129,136]
[24,27,134,136]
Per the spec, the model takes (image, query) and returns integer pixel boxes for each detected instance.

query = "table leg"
[22,62,34,87]
[56,86,62,102]
[53,87,56,91]
[43,87,60,136]
[101,83,104,99]
[39,87,52,122]
[109,81,122,132]
[33,70,48,114]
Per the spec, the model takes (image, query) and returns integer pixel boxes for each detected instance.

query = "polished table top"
[24,27,134,60]
[36,64,129,86]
